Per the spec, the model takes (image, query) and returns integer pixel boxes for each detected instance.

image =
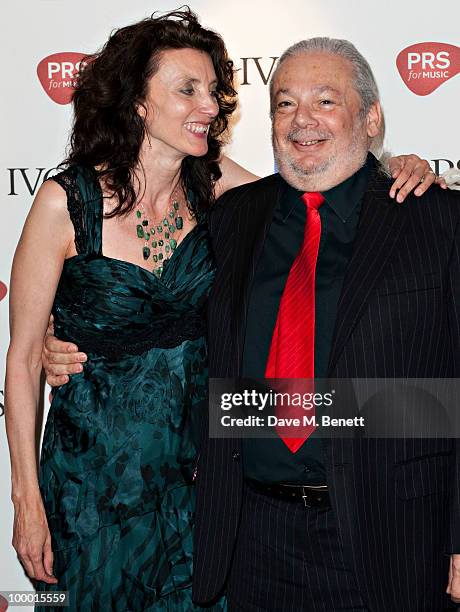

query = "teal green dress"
[36,166,224,611]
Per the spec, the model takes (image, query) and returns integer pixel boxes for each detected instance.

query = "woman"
[5,8,438,612]
[6,10,239,611]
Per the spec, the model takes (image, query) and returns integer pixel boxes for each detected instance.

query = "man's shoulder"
[214,173,282,210]
[404,183,460,222]
[207,174,282,238]
[366,162,460,223]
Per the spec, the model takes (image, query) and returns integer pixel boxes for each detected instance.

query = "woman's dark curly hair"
[64,7,237,217]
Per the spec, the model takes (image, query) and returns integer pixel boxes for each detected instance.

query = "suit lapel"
[328,165,409,373]
[231,175,283,373]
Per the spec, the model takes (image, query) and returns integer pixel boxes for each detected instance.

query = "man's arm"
[446,205,460,603]
[42,181,240,385]
[41,153,445,383]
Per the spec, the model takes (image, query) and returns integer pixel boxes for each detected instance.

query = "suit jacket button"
[232,451,240,461]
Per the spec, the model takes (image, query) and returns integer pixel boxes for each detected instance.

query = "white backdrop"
[1,0,459,605]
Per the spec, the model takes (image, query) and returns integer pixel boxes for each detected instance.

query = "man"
[193,39,460,611]
[43,39,459,611]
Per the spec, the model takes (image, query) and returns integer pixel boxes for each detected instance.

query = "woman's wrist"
[11,487,43,508]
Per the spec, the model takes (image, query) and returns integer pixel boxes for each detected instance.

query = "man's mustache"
[287,129,332,142]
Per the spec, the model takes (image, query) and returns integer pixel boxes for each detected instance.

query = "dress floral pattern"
[36,166,223,611]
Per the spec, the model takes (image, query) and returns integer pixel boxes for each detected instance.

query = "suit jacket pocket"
[394,452,453,500]
[377,273,442,296]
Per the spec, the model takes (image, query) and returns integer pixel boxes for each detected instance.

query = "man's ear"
[366,101,382,138]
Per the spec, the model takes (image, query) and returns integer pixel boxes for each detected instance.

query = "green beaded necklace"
[136,191,185,278]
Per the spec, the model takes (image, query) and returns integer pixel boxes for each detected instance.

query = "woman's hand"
[388,154,447,203]
[42,315,87,387]
[12,497,57,584]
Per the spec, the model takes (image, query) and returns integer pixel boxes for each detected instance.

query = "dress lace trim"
[59,310,207,358]
[51,167,87,255]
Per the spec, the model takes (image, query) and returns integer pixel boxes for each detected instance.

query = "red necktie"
[265,191,325,452]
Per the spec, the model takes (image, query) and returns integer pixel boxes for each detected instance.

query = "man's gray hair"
[270,37,380,115]
[269,37,384,156]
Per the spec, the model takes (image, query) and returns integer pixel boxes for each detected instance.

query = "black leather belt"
[245,478,330,508]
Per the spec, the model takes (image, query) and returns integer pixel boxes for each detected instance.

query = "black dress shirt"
[241,156,370,484]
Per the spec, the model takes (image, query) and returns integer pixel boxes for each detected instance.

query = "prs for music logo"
[37,52,88,105]
[396,42,460,95]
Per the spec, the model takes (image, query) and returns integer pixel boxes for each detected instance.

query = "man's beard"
[273,123,368,191]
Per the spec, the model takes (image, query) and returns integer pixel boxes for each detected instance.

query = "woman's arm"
[5,179,73,583]
[215,153,443,201]
[41,153,445,382]
[215,155,259,197]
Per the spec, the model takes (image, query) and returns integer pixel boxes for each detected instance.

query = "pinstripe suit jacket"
[193,160,460,611]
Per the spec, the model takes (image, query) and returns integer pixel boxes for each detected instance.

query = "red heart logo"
[0,594,8,611]
[0,281,7,302]
[396,42,460,96]
[37,52,88,105]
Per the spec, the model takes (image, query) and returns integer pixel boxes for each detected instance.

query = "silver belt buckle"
[301,486,311,508]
